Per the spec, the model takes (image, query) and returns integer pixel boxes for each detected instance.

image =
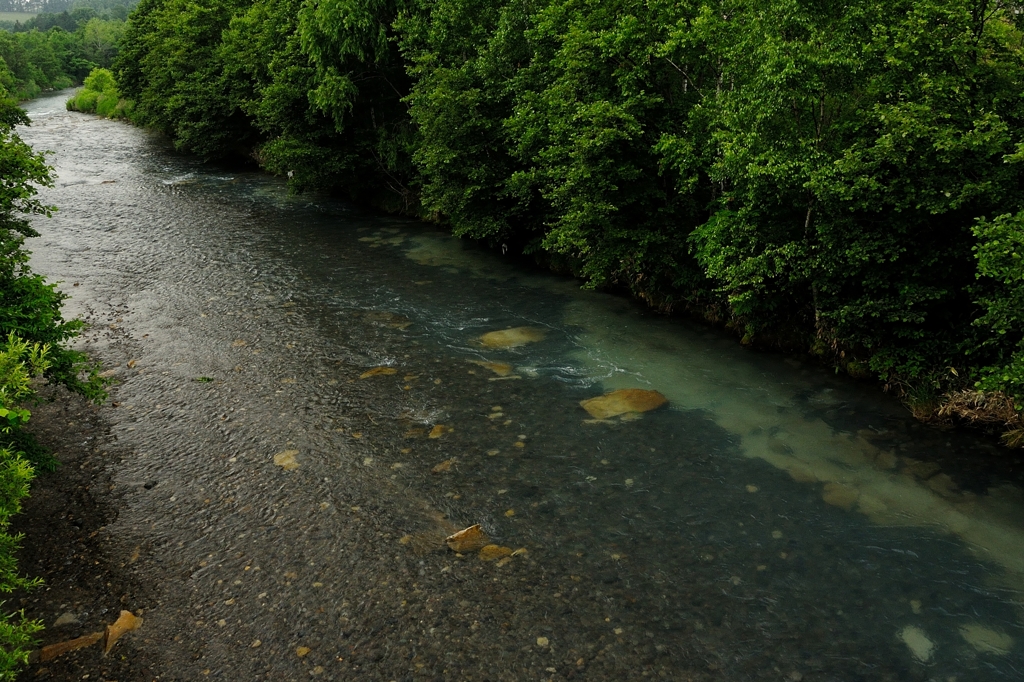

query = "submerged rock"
[822,482,859,511]
[273,449,300,471]
[960,623,1014,655]
[468,360,515,376]
[478,544,513,561]
[361,310,413,329]
[580,389,668,420]
[478,327,546,348]
[428,424,452,439]
[899,625,934,662]
[359,366,398,379]
[432,458,455,473]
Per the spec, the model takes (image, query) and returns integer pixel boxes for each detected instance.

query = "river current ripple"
[17,91,1024,680]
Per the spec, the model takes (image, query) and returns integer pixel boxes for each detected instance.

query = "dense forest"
[0,1,1018,674]
[105,0,1024,438]
[0,0,130,15]
[0,1,129,98]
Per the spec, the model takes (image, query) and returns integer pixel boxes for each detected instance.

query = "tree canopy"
[109,0,1024,429]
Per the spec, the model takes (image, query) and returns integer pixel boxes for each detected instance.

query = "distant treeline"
[111,0,1024,436]
[0,0,132,13]
[0,1,125,99]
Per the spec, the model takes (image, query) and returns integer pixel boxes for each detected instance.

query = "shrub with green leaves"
[971,211,1024,400]
[66,66,132,118]
[0,333,48,680]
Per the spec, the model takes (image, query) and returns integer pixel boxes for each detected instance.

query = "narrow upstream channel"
[18,91,1024,680]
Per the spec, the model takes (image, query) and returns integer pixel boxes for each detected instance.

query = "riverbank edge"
[11,382,158,681]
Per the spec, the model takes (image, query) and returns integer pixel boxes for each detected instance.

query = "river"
[17,90,1024,680]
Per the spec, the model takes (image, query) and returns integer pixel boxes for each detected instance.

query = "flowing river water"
[17,91,1024,680]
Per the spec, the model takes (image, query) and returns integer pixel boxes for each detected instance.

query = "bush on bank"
[110,0,1024,441]
[0,333,48,680]
[66,67,133,118]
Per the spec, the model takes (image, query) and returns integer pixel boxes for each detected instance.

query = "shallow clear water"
[18,91,1024,680]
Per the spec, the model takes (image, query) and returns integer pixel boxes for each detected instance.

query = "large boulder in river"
[477,326,546,348]
[580,389,668,419]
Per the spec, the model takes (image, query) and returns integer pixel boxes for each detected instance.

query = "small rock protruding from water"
[446,524,489,553]
[580,389,668,420]
[104,610,143,655]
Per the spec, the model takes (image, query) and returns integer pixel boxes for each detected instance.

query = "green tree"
[0,333,47,681]
[67,66,127,116]
[292,0,417,206]
[80,17,124,66]
[113,0,257,158]
[108,0,1024,428]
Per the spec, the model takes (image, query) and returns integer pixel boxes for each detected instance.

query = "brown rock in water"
[446,524,489,553]
[926,473,959,497]
[468,360,515,376]
[822,482,860,511]
[478,544,513,561]
[788,468,818,483]
[580,389,668,420]
[359,366,398,379]
[39,632,103,662]
[960,623,1015,655]
[478,327,546,349]
[104,610,143,655]
[273,449,300,471]
[432,458,455,473]
[428,424,452,439]
[901,458,942,480]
